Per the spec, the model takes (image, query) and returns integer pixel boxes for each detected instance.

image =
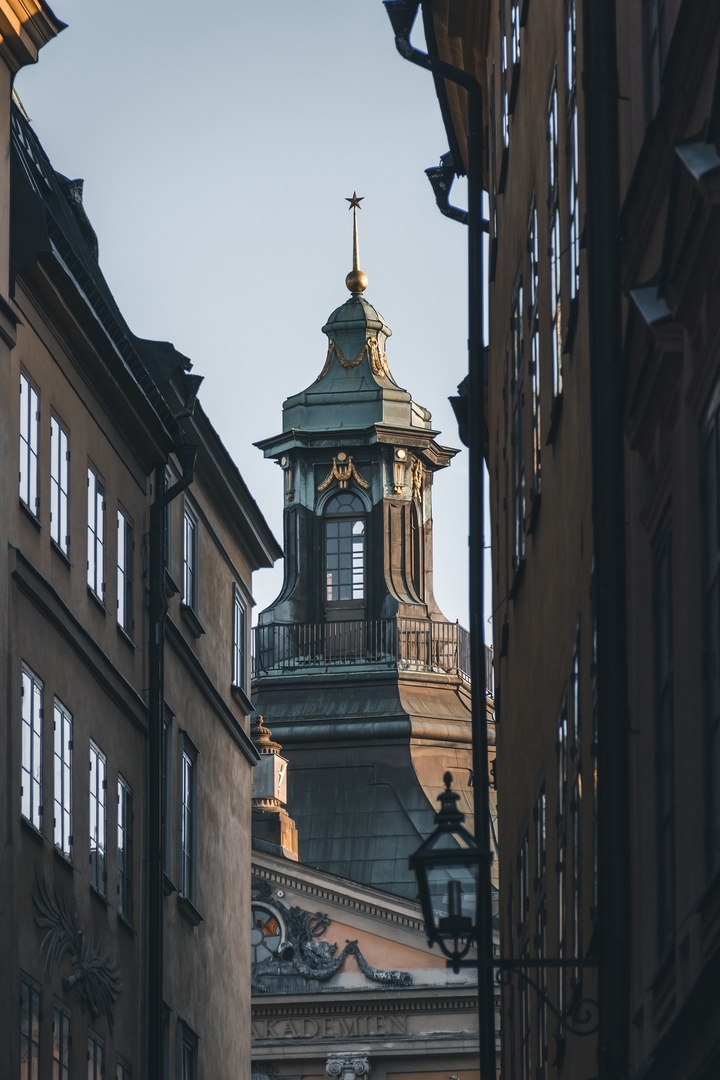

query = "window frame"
[547,71,563,422]
[323,492,367,606]
[117,774,133,924]
[87,466,106,603]
[232,586,248,692]
[527,197,542,513]
[19,372,40,518]
[52,1002,71,1080]
[89,740,107,897]
[533,782,548,1078]
[116,1056,132,1080]
[565,0,581,324]
[182,501,199,613]
[178,1020,198,1080]
[20,973,41,1080]
[53,697,73,859]
[50,415,70,555]
[178,732,198,905]
[510,271,526,575]
[87,1030,104,1080]
[21,665,43,831]
[117,507,134,638]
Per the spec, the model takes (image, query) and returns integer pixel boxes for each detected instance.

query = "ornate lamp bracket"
[494,958,599,1039]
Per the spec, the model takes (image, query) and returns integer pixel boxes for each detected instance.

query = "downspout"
[384,6,496,1079]
[581,2,630,1078]
[148,442,198,1080]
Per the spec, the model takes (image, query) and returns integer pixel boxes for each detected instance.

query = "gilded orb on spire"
[345,191,368,295]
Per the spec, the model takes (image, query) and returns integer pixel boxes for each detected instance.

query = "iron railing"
[253,618,494,694]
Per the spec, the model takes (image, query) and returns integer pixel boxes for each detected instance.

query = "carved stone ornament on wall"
[411,458,423,501]
[316,337,390,382]
[33,875,123,1032]
[326,1055,371,1078]
[251,878,411,992]
[317,454,370,494]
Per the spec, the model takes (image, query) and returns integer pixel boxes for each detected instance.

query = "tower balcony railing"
[252,618,494,694]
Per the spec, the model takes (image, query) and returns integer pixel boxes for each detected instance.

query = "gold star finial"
[345,192,368,294]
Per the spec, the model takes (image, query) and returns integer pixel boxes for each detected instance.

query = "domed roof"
[322,295,391,341]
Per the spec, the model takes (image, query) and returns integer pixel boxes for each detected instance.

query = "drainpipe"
[383,6,495,1080]
[148,442,198,1080]
[581,2,629,1077]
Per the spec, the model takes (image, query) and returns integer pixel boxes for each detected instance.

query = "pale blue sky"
[16,0,480,627]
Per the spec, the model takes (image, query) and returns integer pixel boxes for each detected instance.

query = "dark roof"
[10,101,187,442]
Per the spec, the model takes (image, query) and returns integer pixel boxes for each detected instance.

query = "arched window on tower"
[324,493,365,603]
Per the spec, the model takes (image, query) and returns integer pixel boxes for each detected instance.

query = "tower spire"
[345,191,368,295]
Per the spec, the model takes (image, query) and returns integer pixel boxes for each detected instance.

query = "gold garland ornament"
[317,454,370,493]
[316,337,390,381]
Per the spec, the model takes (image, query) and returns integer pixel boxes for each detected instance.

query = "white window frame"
[19,373,39,517]
[89,740,107,896]
[232,587,247,692]
[182,501,198,612]
[21,665,43,830]
[117,774,133,922]
[53,698,73,858]
[178,733,198,904]
[548,74,563,404]
[50,416,69,554]
[87,467,105,602]
[117,508,134,636]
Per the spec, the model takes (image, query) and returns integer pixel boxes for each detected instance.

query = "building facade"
[387,1,720,1079]
[0,8,281,1078]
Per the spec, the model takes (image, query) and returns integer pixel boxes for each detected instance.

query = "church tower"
[253,197,480,900]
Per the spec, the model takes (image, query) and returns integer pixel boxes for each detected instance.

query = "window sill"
[177,894,203,927]
[21,815,46,845]
[164,568,180,601]
[53,845,75,871]
[90,883,108,906]
[117,624,137,651]
[546,392,563,446]
[508,557,526,599]
[87,587,108,615]
[118,911,135,935]
[163,872,176,897]
[231,683,253,714]
[564,294,579,356]
[180,603,205,639]
[526,491,541,535]
[19,499,41,529]
[50,539,72,567]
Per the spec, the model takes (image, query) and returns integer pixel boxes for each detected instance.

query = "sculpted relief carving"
[251,877,411,992]
[33,875,123,1031]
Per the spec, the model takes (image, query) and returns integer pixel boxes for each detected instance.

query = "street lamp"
[410,772,488,974]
